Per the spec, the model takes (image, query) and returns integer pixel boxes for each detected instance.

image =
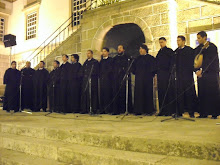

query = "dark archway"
[102,23,145,57]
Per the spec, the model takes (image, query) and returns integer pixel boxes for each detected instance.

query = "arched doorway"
[102,23,145,57]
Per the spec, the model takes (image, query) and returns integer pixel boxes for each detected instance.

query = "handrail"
[21,0,124,69]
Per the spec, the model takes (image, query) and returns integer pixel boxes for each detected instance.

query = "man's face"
[177,38,185,48]
[26,62,31,68]
[139,47,147,55]
[39,62,44,68]
[197,35,206,45]
[71,56,77,63]
[118,45,124,54]
[62,55,68,62]
[53,62,58,69]
[102,49,109,57]
[11,63,16,69]
[159,40,166,48]
[87,51,93,59]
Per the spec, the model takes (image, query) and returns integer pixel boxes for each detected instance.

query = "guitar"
[194,42,210,69]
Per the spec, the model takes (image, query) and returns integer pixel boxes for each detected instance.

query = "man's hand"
[196,69,202,78]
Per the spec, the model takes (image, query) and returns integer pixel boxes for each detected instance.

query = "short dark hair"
[40,61,45,65]
[118,45,125,50]
[87,50,93,54]
[177,35,186,41]
[71,54,79,62]
[11,61,16,65]
[197,31,207,38]
[54,60,60,65]
[62,54,69,59]
[140,44,149,53]
[102,47,109,52]
[159,37,166,41]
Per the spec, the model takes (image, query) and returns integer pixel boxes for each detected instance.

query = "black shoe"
[211,116,217,119]
[199,115,207,118]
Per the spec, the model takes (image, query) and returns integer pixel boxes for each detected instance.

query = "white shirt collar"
[103,56,108,59]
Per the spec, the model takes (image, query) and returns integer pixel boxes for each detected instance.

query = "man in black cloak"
[33,61,49,112]
[173,36,197,117]
[99,47,114,114]
[132,44,157,115]
[156,37,175,116]
[112,45,132,115]
[59,54,71,114]
[3,61,21,112]
[81,50,99,114]
[195,31,220,119]
[48,60,60,113]
[69,54,82,113]
[21,61,35,110]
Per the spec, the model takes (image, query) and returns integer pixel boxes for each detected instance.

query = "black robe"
[3,68,21,112]
[99,57,114,114]
[81,58,99,114]
[21,67,35,110]
[59,62,71,113]
[156,46,175,116]
[132,54,157,115]
[112,54,132,114]
[195,42,220,117]
[174,46,197,116]
[33,68,49,112]
[68,62,82,113]
[48,67,61,112]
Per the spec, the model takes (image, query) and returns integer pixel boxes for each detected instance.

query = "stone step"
[0,148,66,165]
[0,132,219,165]
[1,122,219,161]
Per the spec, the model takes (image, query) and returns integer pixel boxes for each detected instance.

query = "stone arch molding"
[91,15,153,53]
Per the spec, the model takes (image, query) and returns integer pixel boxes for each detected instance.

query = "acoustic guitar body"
[194,54,203,69]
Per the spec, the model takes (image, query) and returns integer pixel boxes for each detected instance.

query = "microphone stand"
[121,58,135,120]
[161,52,195,122]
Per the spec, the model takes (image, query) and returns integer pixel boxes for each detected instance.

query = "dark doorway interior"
[102,23,145,58]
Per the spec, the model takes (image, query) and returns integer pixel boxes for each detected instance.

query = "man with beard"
[59,54,71,114]
[156,37,175,116]
[21,61,35,111]
[3,61,21,113]
[99,47,113,114]
[112,45,132,115]
[48,60,60,113]
[33,61,49,112]
[69,54,82,113]
[174,36,197,117]
[195,31,220,119]
[81,50,99,114]
[132,44,157,115]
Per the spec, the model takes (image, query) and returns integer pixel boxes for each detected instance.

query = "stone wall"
[176,0,220,45]
[80,0,170,61]
[0,55,9,85]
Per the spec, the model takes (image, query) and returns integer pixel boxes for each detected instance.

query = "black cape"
[112,53,132,114]
[174,46,197,116]
[195,42,220,117]
[99,57,114,114]
[59,62,71,113]
[156,46,175,116]
[81,58,99,114]
[21,67,35,110]
[33,68,49,111]
[3,68,21,112]
[68,62,82,113]
[48,67,61,112]
[132,54,157,115]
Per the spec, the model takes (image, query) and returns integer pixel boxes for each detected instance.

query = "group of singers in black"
[3,31,220,119]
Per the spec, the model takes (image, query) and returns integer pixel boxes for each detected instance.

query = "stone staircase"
[0,115,219,165]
